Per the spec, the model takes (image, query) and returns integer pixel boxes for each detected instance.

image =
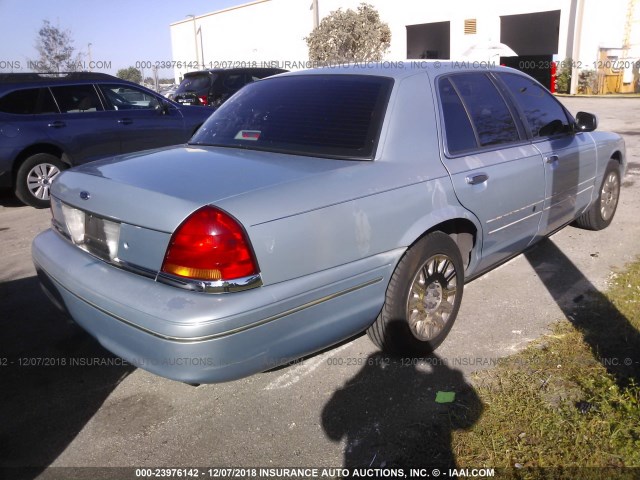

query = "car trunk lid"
[51,145,356,233]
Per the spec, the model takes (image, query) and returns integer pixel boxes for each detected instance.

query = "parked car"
[173,67,287,107]
[33,63,625,384]
[160,84,179,100]
[0,72,214,208]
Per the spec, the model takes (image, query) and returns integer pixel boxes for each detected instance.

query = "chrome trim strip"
[486,200,544,224]
[43,271,384,343]
[53,226,158,281]
[156,271,263,293]
[488,210,541,235]
[487,182,594,235]
[543,178,595,205]
[543,185,594,211]
[487,179,596,227]
[114,259,158,280]
[52,220,71,240]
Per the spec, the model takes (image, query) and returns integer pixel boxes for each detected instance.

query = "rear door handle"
[47,120,66,128]
[465,173,489,185]
[118,118,133,125]
[545,154,559,164]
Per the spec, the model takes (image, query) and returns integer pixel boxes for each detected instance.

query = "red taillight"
[198,95,208,106]
[161,206,259,282]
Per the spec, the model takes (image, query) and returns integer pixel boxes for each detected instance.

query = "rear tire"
[367,231,464,355]
[573,159,621,231]
[15,153,65,208]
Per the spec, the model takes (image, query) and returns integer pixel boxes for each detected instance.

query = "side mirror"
[575,111,598,132]
[155,100,171,115]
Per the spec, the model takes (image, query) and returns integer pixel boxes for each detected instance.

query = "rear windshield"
[176,74,214,93]
[190,74,393,160]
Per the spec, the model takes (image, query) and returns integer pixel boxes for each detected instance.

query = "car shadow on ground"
[525,237,640,388]
[0,188,24,208]
[321,349,483,471]
[0,275,135,479]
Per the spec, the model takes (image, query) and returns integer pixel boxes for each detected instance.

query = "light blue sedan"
[32,63,626,383]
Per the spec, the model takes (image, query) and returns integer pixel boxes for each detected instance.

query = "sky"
[0,0,248,79]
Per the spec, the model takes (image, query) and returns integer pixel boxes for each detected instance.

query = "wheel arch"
[611,150,622,164]
[397,208,482,273]
[424,218,479,270]
[610,150,625,176]
[12,144,68,184]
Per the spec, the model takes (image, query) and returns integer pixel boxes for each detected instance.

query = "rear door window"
[448,73,520,148]
[49,84,104,113]
[438,78,478,154]
[0,88,58,114]
[498,72,572,138]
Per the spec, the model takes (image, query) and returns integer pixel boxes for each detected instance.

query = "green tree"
[306,3,391,63]
[116,66,143,84]
[555,58,572,94]
[32,20,83,73]
[577,69,597,94]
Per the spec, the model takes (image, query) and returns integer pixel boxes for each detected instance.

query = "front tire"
[15,153,65,208]
[367,231,464,355]
[573,159,621,231]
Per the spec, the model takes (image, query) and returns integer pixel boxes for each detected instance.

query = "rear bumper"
[33,229,400,383]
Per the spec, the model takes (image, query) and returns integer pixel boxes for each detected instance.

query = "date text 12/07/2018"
[133,467,496,478]
[519,60,640,70]
[135,60,265,70]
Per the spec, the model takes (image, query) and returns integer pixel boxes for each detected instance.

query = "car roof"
[184,67,288,76]
[0,72,178,107]
[278,61,522,80]
[0,72,120,86]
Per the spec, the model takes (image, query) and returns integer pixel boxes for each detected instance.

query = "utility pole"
[152,65,159,92]
[312,0,319,29]
[187,14,199,68]
[570,0,585,95]
[623,0,637,52]
[198,25,205,67]
[87,43,92,71]
[623,0,639,92]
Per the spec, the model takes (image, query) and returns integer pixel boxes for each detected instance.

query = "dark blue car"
[0,72,213,207]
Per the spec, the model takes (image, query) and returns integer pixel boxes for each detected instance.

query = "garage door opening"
[500,10,561,88]
[407,21,451,59]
